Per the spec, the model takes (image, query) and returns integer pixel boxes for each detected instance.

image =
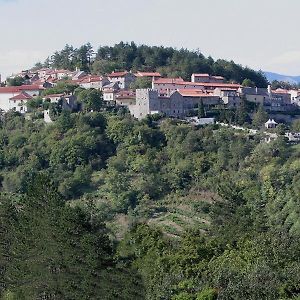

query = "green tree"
[198,100,205,118]
[77,89,103,111]
[291,119,300,132]
[130,77,152,89]
[0,195,16,298]
[26,97,43,111]
[6,175,117,299]
[242,78,256,87]
[275,123,286,136]
[6,77,24,86]
[75,43,94,72]
[235,97,249,125]
[252,104,268,128]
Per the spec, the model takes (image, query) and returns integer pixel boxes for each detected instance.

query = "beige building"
[191,73,224,83]
[214,88,242,108]
[115,90,136,108]
[238,87,269,105]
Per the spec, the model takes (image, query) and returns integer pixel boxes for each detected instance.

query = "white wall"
[0,92,17,111]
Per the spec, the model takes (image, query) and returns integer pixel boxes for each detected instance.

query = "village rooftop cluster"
[0,68,300,121]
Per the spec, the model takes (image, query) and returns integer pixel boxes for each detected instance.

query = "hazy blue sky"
[1,0,300,78]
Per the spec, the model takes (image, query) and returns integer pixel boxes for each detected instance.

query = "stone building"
[178,89,221,113]
[213,88,242,108]
[131,89,184,119]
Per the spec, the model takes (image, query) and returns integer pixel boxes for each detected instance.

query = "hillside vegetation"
[35,41,268,87]
[0,109,300,299]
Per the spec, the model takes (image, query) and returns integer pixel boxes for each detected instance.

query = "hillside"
[35,41,269,87]
[0,107,300,299]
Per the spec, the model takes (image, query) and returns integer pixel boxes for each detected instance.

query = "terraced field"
[106,189,220,239]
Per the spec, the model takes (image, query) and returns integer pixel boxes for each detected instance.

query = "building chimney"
[268,85,272,95]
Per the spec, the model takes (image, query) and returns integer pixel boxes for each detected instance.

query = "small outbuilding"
[265,119,278,129]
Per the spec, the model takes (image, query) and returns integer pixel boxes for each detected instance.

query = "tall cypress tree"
[198,100,205,118]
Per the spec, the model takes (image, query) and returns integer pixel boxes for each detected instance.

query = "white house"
[9,91,33,113]
[107,71,136,89]
[79,76,110,90]
[0,85,43,112]
[42,93,65,103]
[288,90,300,106]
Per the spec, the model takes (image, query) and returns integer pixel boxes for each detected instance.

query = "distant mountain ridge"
[264,71,300,84]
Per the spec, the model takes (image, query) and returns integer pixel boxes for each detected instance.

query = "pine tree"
[198,100,205,118]
[235,97,249,125]
[252,104,268,129]
[6,175,116,299]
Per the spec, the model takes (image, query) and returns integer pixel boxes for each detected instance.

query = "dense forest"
[0,106,300,299]
[34,41,268,87]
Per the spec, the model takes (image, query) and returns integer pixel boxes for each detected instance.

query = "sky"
[1,0,300,78]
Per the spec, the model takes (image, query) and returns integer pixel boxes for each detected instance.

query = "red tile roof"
[153,77,184,84]
[0,85,44,94]
[273,88,289,94]
[154,79,240,89]
[80,76,105,83]
[135,71,162,77]
[9,91,33,101]
[107,71,129,77]
[192,73,210,77]
[103,88,115,93]
[116,90,136,98]
[217,88,237,91]
[178,89,215,97]
[212,76,225,80]
[43,93,64,98]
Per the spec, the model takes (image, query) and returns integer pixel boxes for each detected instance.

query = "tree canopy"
[0,109,299,299]
[38,42,269,87]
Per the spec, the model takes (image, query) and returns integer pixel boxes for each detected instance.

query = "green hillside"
[36,41,268,87]
[0,108,300,299]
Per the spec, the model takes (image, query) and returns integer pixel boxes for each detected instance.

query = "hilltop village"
[1,67,300,129]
